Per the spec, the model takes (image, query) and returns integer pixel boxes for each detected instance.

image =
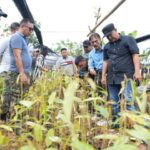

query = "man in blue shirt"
[88,33,104,86]
[101,23,141,127]
[1,18,34,121]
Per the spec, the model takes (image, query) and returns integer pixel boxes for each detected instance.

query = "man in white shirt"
[0,22,19,121]
[55,48,77,76]
[0,22,20,73]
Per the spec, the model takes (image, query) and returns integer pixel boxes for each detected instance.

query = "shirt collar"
[93,48,103,53]
[17,31,26,39]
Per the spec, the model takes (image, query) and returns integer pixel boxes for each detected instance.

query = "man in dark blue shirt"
[101,23,141,125]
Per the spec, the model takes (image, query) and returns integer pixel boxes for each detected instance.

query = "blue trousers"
[108,80,135,121]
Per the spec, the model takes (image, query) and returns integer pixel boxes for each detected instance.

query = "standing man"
[101,23,141,124]
[55,48,77,76]
[0,18,34,121]
[82,39,93,59]
[0,22,20,73]
[88,33,104,86]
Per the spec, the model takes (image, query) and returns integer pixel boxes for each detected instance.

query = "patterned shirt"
[55,56,75,76]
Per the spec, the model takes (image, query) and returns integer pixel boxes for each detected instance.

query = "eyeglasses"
[83,46,88,48]
[25,26,34,32]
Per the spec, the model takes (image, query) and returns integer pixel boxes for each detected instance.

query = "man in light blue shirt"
[88,33,104,86]
[1,18,34,122]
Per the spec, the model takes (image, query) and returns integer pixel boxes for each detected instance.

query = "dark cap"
[0,8,7,18]
[102,23,115,37]
[83,40,91,47]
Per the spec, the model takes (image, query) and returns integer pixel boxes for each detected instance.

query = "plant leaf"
[0,125,13,132]
[20,100,35,108]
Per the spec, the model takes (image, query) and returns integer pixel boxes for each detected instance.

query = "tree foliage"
[0,21,41,47]
[52,39,83,56]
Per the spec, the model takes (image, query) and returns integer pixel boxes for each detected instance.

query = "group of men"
[0,14,141,127]
[75,23,141,124]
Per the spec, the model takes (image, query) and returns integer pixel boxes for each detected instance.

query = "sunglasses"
[25,26,34,31]
[83,46,88,48]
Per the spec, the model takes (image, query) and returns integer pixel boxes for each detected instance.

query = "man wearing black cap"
[101,23,141,125]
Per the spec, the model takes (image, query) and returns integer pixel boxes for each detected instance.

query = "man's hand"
[20,73,29,85]
[101,75,106,85]
[133,72,141,81]
[89,69,96,76]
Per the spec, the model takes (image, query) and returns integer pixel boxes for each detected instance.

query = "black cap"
[83,40,91,47]
[0,8,7,18]
[102,23,115,37]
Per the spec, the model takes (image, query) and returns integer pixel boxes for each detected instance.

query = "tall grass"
[0,72,150,150]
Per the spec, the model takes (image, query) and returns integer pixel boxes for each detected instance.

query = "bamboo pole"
[87,0,126,36]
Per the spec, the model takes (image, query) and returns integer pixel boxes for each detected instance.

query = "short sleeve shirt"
[55,56,75,76]
[104,35,139,84]
[9,32,32,74]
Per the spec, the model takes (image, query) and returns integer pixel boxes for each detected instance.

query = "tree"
[52,39,83,56]
[27,21,41,47]
[0,24,10,38]
[0,21,41,47]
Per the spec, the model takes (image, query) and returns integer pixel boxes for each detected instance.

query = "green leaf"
[105,144,137,150]
[26,121,36,127]
[45,148,57,150]
[20,100,35,108]
[141,90,148,113]
[98,106,109,119]
[48,92,56,105]
[127,125,150,144]
[128,30,138,38]
[33,124,43,142]
[94,134,118,140]
[130,79,137,101]
[63,80,78,123]
[45,129,54,147]
[86,78,96,90]
[19,145,36,150]
[0,125,13,132]
[71,139,95,150]
[0,131,9,146]
[26,122,46,142]
[48,136,61,143]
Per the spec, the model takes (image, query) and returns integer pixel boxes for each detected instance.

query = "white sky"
[0,0,150,52]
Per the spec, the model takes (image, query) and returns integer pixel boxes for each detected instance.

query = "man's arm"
[101,60,108,85]
[88,53,96,75]
[132,54,141,81]
[0,38,8,63]
[72,63,78,77]
[13,48,28,84]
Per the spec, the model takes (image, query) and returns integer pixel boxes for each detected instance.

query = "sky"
[0,0,150,53]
